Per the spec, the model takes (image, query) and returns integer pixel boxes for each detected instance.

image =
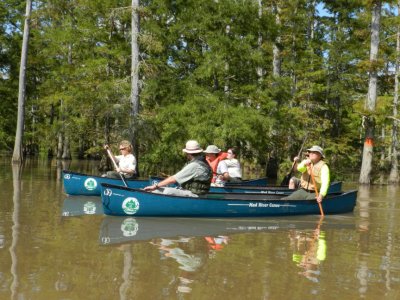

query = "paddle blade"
[280,173,291,186]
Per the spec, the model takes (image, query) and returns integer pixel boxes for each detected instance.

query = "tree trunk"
[389,6,400,184]
[57,132,63,159]
[359,1,381,184]
[257,0,265,80]
[12,0,32,163]
[131,0,140,176]
[272,2,281,77]
[62,135,71,159]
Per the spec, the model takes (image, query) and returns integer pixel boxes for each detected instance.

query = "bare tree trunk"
[224,25,230,94]
[257,0,265,80]
[389,5,400,184]
[62,136,71,159]
[359,1,381,184]
[12,0,32,163]
[272,1,281,77]
[131,0,140,176]
[57,132,63,159]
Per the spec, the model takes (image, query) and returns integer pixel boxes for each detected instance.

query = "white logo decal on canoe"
[104,188,113,196]
[121,218,139,236]
[83,201,96,214]
[64,174,71,180]
[84,178,97,191]
[122,197,140,215]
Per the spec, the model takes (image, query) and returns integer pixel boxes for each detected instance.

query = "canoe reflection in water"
[290,225,326,282]
[61,196,104,217]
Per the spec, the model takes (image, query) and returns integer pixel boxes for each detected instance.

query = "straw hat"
[182,140,203,154]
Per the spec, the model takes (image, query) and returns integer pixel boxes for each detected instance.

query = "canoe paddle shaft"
[309,165,325,217]
[106,148,128,187]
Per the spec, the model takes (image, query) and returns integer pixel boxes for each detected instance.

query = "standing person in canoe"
[144,140,212,197]
[102,140,137,179]
[283,146,330,203]
[203,145,228,185]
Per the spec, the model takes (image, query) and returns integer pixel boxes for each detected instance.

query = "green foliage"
[0,0,398,181]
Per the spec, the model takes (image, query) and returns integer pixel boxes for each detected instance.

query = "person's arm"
[297,159,311,173]
[104,144,118,169]
[217,161,230,181]
[144,176,177,191]
[318,164,330,200]
[292,156,300,172]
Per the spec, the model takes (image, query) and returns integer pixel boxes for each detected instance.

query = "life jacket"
[300,160,327,191]
[205,237,225,250]
[206,152,228,183]
[181,157,212,195]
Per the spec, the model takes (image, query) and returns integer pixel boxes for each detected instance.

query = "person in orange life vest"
[205,236,229,251]
[283,145,330,203]
[203,145,228,184]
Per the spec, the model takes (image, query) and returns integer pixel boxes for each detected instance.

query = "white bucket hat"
[182,140,203,154]
[203,145,221,154]
[306,145,324,158]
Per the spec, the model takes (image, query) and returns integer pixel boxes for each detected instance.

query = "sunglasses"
[119,147,127,151]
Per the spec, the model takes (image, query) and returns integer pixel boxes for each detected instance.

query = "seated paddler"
[144,140,212,197]
[283,145,330,203]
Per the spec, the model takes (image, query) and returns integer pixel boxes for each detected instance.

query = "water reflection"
[290,219,326,283]
[99,216,356,245]
[61,196,103,216]
[10,163,22,300]
[150,238,203,295]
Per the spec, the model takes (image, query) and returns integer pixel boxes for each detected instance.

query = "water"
[0,157,399,299]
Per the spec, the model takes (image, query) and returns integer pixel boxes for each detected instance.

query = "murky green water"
[0,157,399,299]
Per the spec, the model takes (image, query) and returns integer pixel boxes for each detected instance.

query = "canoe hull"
[100,183,357,217]
[63,170,148,196]
[64,171,342,196]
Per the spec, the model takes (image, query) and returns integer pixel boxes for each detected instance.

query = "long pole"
[309,165,324,217]
[106,149,128,187]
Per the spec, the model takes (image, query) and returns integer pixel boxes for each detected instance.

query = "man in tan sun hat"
[144,140,212,197]
[283,145,330,203]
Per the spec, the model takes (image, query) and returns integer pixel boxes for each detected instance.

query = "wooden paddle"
[106,148,128,187]
[280,134,308,186]
[309,164,325,217]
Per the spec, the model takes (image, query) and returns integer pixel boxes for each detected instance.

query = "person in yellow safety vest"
[283,145,330,203]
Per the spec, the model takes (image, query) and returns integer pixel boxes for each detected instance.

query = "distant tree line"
[1,0,399,183]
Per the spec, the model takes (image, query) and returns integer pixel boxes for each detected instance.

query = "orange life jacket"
[206,152,228,182]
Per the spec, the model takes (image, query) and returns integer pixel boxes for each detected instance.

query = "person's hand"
[316,194,324,203]
[144,184,158,191]
[293,156,300,163]
[116,167,121,172]
[304,159,312,166]
[104,144,110,150]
